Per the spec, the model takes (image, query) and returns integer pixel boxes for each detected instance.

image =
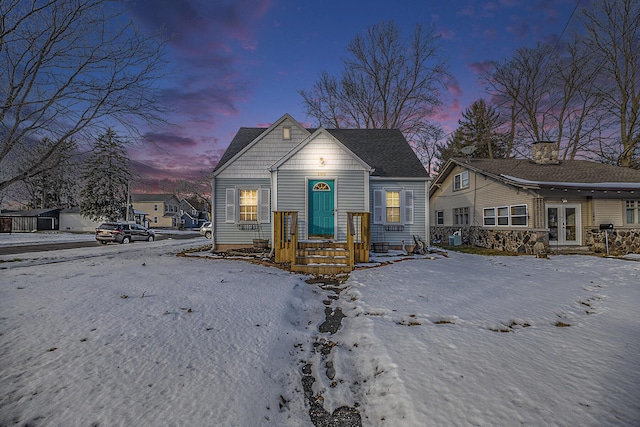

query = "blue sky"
[124,0,581,189]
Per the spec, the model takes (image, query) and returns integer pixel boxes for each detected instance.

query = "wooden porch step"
[298,240,348,250]
[292,264,353,275]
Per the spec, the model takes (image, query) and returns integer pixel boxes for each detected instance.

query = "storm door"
[308,180,334,239]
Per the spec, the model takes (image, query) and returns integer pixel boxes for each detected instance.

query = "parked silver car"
[199,222,212,238]
[96,222,155,244]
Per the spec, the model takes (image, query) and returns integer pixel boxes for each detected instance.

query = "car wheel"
[205,231,211,239]
[99,241,107,245]
[121,236,131,244]
[147,235,154,242]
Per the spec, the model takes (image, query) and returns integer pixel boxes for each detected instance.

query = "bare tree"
[411,123,444,176]
[299,20,448,139]
[0,0,168,192]
[581,0,640,168]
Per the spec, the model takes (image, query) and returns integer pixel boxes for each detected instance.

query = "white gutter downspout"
[271,170,277,246]
[210,176,216,251]
[425,179,431,247]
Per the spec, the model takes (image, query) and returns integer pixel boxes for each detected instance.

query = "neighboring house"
[131,194,180,228]
[430,141,640,255]
[0,208,60,232]
[59,207,102,232]
[211,113,430,270]
[179,198,209,229]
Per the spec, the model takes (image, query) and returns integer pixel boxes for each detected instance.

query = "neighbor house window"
[153,216,158,223]
[225,188,271,224]
[436,210,444,225]
[283,126,291,140]
[483,208,496,226]
[483,204,528,226]
[453,170,469,191]
[154,204,158,211]
[497,206,509,225]
[454,207,469,225]
[626,200,640,224]
[511,205,528,226]
[373,188,414,225]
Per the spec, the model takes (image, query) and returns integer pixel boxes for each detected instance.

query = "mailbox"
[599,223,614,230]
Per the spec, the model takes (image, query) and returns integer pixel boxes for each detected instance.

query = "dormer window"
[282,126,291,140]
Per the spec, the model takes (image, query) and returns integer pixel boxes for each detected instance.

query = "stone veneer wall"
[431,226,549,254]
[585,228,640,255]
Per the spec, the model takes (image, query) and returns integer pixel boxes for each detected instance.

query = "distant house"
[430,141,640,255]
[131,194,180,228]
[179,198,209,229]
[59,207,102,232]
[0,208,60,232]
[210,113,430,273]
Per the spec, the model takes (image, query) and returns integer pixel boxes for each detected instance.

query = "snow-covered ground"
[0,233,638,426]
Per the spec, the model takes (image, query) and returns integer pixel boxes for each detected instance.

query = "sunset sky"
[124,0,582,190]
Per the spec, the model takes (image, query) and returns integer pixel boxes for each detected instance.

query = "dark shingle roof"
[213,127,428,178]
[448,158,640,189]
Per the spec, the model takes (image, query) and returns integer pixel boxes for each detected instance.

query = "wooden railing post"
[290,212,298,268]
[347,213,355,270]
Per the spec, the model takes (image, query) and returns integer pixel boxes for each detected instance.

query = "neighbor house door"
[308,180,334,238]
[546,204,581,245]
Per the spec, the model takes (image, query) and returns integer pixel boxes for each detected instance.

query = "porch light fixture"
[319,157,325,167]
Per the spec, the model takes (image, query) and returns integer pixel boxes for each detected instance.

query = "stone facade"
[431,226,549,255]
[585,227,640,255]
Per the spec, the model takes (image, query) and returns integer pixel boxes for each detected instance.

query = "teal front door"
[308,180,334,238]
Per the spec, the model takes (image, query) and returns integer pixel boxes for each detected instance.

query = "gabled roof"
[131,193,179,203]
[214,125,429,178]
[213,113,311,175]
[270,128,374,173]
[434,158,640,193]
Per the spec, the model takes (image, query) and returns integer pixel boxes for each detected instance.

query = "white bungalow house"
[430,141,640,255]
[210,114,430,273]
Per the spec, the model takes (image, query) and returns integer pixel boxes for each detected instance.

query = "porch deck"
[273,211,370,275]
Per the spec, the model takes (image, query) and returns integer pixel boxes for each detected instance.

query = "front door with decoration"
[308,180,334,239]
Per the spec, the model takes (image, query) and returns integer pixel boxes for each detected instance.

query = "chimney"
[531,141,559,165]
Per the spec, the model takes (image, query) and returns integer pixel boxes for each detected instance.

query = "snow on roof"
[501,174,640,190]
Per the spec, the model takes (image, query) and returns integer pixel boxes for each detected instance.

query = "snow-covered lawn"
[0,234,638,426]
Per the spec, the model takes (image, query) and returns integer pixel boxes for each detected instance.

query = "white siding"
[214,178,271,245]
[370,180,427,245]
[279,134,367,171]
[219,118,307,179]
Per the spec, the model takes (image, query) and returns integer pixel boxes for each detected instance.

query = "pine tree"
[80,129,131,221]
[436,99,507,169]
[24,138,79,209]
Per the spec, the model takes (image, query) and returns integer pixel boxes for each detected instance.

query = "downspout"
[271,170,277,247]
[425,179,431,247]
[210,176,216,251]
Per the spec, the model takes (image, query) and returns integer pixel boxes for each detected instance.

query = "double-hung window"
[453,170,469,191]
[626,200,640,224]
[225,187,271,223]
[454,207,469,225]
[483,208,496,225]
[373,188,414,225]
[436,210,444,225]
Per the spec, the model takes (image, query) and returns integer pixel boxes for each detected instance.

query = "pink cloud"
[467,61,494,75]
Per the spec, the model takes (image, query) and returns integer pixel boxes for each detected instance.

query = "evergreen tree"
[24,138,79,209]
[436,99,507,169]
[80,129,131,221]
